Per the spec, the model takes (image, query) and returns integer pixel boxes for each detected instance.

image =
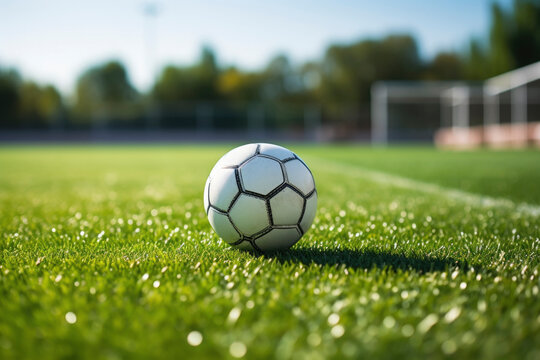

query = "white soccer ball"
[204,143,317,251]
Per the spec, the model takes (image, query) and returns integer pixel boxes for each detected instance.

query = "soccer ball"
[204,143,317,251]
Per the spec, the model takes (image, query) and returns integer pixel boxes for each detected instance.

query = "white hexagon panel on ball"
[229,194,270,237]
[204,143,317,252]
[240,156,284,196]
[269,187,304,226]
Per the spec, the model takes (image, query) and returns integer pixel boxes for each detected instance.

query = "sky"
[0,0,512,94]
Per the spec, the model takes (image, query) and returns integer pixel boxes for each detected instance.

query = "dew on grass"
[444,307,461,323]
[187,331,202,346]
[142,273,149,281]
[331,325,345,338]
[441,340,457,355]
[327,313,340,326]
[227,307,242,324]
[229,342,247,358]
[4,147,540,358]
[307,333,321,347]
[153,280,160,288]
[383,316,396,328]
[418,314,438,333]
[401,324,414,337]
[65,312,77,324]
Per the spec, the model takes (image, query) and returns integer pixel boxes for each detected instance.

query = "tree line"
[1,0,539,129]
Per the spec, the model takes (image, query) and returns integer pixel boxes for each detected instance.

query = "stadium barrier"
[434,122,540,149]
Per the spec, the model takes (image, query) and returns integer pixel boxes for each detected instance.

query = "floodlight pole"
[144,3,159,85]
[371,83,388,145]
[144,2,159,129]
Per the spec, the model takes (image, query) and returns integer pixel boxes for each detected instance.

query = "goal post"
[370,61,540,147]
[483,61,540,146]
[371,81,480,145]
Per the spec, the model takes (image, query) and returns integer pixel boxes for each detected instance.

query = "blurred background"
[0,0,539,146]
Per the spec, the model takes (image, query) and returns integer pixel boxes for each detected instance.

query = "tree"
[0,69,62,128]
[217,67,264,102]
[320,35,422,104]
[489,3,514,74]
[153,46,221,102]
[464,39,490,80]
[424,52,463,80]
[508,0,540,68]
[75,60,138,119]
[260,54,293,100]
[464,0,540,79]
[19,82,62,126]
[0,69,21,127]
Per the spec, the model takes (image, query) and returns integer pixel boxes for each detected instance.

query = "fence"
[0,101,376,142]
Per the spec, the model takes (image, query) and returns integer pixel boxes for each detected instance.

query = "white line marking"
[312,159,540,217]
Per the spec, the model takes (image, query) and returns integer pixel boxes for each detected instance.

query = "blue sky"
[0,0,511,94]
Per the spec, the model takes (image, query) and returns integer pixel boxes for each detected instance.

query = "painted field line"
[311,159,540,218]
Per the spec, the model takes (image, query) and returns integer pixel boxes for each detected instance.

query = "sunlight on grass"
[0,146,539,359]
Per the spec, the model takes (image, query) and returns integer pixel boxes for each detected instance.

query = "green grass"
[0,145,539,360]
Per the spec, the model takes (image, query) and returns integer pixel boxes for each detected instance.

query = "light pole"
[143,2,159,130]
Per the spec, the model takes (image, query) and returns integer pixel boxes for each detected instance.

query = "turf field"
[0,145,539,359]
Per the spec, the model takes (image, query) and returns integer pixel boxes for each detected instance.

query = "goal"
[371,81,483,145]
[483,61,540,147]
[371,60,540,147]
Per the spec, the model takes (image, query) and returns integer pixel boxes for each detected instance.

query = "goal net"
[371,81,483,144]
[371,61,540,147]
